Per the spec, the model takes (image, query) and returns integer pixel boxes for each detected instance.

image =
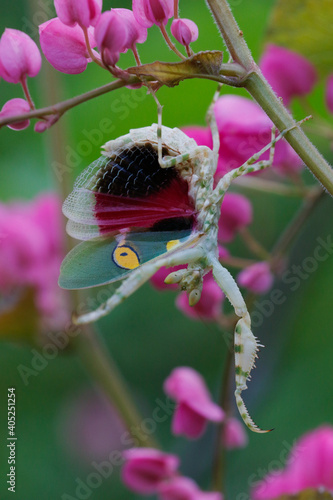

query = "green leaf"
[266,0,333,77]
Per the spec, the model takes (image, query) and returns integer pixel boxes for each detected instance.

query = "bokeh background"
[1,0,333,499]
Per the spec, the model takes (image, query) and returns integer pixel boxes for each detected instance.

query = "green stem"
[20,76,35,110]
[239,227,271,260]
[212,340,235,493]
[82,26,105,69]
[270,187,325,264]
[205,0,333,196]
[73,326,158,449]
[160,24,186,59]
[235,176,309,197]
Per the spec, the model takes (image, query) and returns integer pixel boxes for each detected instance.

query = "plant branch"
[212,337,235,493]
[235,176,311,197]
[0,77,139,128]
[205,0,333,196]
[159,24,186,59]
[74,325,158,449]
[270,186,325,265]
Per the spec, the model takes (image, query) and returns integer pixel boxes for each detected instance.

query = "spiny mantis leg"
[210,255,270,434]
[212,126,278,205]
[206,84,222,158]
[212,119,309,205]
[74,244,205,325]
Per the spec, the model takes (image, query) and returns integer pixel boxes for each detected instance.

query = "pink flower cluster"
[0,194,68,332]
[122,447,223,499]
[37,0,198,75]
[119,366,247,497]
[0,0,200,130]
[253,426,333,499]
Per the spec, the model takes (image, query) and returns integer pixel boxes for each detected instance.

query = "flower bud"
[132,0,174,28]
[39,18,97,74]
[237,262,274,294]
[94,10,128,66]
[54,0,102,28]
[164,367,224,439]
[0,98,30,130]
[95,8,147,66]
[0,29,42,84]
[113,8,148,49]
[121,448,179,494]
[171,18,198,46]
[260,44,317,106]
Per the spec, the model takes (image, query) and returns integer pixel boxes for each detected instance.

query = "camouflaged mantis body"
[71,122,276,433]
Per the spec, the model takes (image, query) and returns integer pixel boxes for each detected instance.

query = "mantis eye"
[112,244,140,270]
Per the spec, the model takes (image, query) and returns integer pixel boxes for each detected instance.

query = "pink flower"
[326,75,333,114]
[176,274,224,322]
[171,19,199,46]
[94,11,127,66]
[39,18,97,74]
[0,194,67,331]
[222,417,248,450]
[121,448,179,494]
[218,193,253,243]
[0,98,30,130]
[132,0,174,27]
[0,29,42,83]
[95,9,147,66]
[260,44,317,106]
[54,0,102,28]
[237,262,274,295]
[164,367,224,439]
[213,95,303,177]
[114,8,148,49]
[151,265,185,290]
[252,426,333,499]
[159,476,223,500]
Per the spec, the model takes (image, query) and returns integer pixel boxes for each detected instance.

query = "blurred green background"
[1,1,333,499]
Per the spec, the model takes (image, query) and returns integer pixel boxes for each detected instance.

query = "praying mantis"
[59,91,301,433]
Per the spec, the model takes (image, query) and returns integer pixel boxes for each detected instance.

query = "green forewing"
[59,230,192,290]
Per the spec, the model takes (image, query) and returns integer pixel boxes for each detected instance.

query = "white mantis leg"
[210,255,270,433]
[211,119,309,205]
[211,126,278,205]
[74,245,204,325]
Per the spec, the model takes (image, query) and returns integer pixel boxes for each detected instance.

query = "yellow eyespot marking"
[113,244,140,270]
[166,239,181,251]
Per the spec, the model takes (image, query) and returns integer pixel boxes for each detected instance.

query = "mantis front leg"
[74,244,204,325]
[210,255,270,433]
